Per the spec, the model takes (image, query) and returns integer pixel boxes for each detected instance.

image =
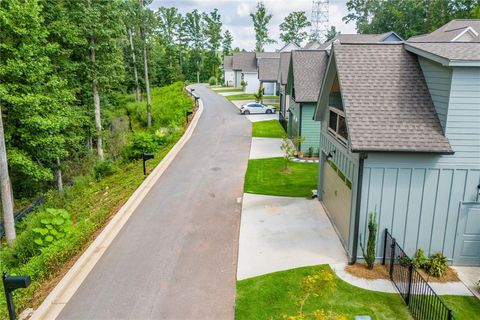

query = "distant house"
[314,21,480,266]
[285,50,328,154]
[303,40,322,50]
[277,52,292,129]
[319,31,403,50]
[258,57,280,95]
[277,42,301,52]
[232,52,259,93]
[223,56,234,87]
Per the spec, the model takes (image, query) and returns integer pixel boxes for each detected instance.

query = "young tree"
[325,26,340,42]
[250,2,276,52]
[0,107,15,244]
[222,30,233,56]
[279,11,311,45]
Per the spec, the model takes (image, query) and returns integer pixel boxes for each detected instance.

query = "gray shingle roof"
[319,32,402,49]
[405,42,480,61]
[258,58,280,81]
[408,19,480,42]
[334,44,452,153]
[232,52,257,72]
[224,56,233,70]
[303,40,322,50]
[291,50,328,102]
[256,52,281,59]
[278,52,291,85]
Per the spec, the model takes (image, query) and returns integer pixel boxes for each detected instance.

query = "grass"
[236,264,412,320]
[252,120,286,138]
[226,94,278,101]
[244,157,318,197]
[211,87,243,92]
[441,295,480,319]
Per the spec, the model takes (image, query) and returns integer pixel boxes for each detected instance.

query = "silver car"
[240,102,275,115]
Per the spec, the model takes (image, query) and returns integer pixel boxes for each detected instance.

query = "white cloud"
[150,0,357,51]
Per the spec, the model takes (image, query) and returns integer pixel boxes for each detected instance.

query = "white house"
[223,56,234,87]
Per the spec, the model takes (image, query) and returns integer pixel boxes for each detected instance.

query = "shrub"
[307,147,314,158]
[208,76,217,86]
[412,249,428,269]
[240,80,248,91]
[425,252,448,277]
[124,132,165,160]
[360,212,377,269]
[94,160,116,179]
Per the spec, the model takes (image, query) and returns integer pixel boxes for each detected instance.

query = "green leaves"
[279,12,311,45]
[250,3,276,52]
[31,208,72,250]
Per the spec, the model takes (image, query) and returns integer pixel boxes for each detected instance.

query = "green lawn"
[211,87,243,93]
[442,295,480,320]
[252,120,286,138]
[226,94,278,101]
[236,265,412,320]
[244,157,318,197]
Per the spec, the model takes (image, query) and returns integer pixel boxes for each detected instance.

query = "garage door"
[322,162,351,245]
[454,203,480,265]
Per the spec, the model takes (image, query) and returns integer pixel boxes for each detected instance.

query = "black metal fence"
[383,229,454,320]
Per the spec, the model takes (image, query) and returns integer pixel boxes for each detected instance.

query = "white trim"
[451,26,479,42]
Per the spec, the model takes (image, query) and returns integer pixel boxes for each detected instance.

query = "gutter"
[350,152,367,265]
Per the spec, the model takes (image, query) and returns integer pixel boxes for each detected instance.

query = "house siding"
[418,57,452,131]
[288,96,299,137]
[300,103,321,154]
[243,72,260,94]
[359,153,480,263]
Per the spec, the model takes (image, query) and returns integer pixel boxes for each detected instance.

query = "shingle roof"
[333,43,452,153]
[277,52,291,85]
[408,19,480,42]
[291,50,328,102]
[319,32,402,49]
[258,58,280,81]
[303,40,322,50]
[224,56,233,70]
[405,42,480,61]
[232,52,257,72]
[256,52,281,59]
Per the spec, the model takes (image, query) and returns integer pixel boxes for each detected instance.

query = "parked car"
[240,102,275,115]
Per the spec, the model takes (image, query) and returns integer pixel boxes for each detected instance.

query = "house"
[319,31,403,50]
[232,52,259,93]
[303,40,322,50]
[313,22,480,267]
[258,57,280,95]
[285,50,328,154]
[277,52,292,129]
[277,42,301,52]
[223,56,234,87]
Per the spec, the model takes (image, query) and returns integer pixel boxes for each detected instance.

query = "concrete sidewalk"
[249,138,283,159]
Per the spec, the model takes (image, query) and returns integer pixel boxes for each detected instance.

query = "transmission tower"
[310,0,329,43]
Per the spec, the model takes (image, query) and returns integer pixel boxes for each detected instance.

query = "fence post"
[447,309,453,320]
[389,238,396,279]
[382,228,388,265]
[405,263,413,305]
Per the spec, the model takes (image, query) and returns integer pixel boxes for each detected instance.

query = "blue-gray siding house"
[314,22,480,266]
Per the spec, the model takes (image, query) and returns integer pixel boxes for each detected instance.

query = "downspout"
[350,152,367,265]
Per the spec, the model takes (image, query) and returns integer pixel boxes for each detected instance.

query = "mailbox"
[185,110,193,123]
[3,273,31,320]
[142,153,154,176]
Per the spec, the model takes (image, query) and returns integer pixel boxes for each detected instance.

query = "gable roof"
[258,58,280,81]
[291,50,328,102]
[303,40,322,50]
[278,42,301,52]
[408,19,480,42]
[256,52,281,59]
[232,52,257,72]
[277,52,292,85]
[405,42,480,65]
[223,56,233,70]
[319,31,403,49]
[327,43,452,154]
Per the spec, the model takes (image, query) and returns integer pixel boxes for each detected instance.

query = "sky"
[149,0,357,51]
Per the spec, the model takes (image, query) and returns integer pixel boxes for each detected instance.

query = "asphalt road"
[58,85,251,320]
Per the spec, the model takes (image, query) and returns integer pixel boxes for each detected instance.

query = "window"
[328,107,348,144]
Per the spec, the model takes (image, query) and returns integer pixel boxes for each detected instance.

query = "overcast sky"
[149,0,357,51]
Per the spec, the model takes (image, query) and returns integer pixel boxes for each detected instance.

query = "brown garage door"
[322,162,351,245]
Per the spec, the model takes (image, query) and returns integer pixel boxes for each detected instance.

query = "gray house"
[278,52,292,128]
[258,57,280,95]
[314,21,480,266]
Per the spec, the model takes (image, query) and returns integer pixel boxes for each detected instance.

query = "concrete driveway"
[249,138,284,159]
[237,193,347,280]
[57,85,251,319]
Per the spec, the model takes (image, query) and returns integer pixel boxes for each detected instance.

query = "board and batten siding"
[299,103,321,153]
[359,153,480,262]
[288,96,299,137]
[418,57,452,131]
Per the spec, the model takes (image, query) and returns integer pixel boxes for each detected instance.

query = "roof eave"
[350,148,454,155]
[404,44,451,66]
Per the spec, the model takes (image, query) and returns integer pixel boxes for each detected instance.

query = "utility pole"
[0,107,16,244]
[310,0,329,43]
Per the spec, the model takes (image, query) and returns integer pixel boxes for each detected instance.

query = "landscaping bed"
[244,157,318,198]
[252,120,286,138]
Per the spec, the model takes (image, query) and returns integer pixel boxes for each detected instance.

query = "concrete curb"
[31,94,204,320]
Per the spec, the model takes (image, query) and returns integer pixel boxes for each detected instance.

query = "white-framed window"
[328,107,348,145]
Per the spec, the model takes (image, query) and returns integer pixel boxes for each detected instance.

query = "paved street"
[58,85,251,319]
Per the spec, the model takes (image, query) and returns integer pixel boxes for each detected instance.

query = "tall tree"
[279,11,311,45]
[250,2,276,52]
[203,9,223,78]
[325,26,340,41]
[222,30,233,56]
[156,7,183,84]
[139,0,152,127]
[183,9,205,82]
[0,107,15,244]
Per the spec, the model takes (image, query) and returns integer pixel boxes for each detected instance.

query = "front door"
[454,203,480,265]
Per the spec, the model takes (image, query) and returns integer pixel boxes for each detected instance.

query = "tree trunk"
[0,107,16,244]
[56,157,63,195]
[128,28,140,102]
[90,38,104,160]
[140,0,152,128]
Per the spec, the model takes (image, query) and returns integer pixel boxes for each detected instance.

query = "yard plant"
[360,211,377,269]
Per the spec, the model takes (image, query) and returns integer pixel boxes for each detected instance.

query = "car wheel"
[243,110,250,115]
[266,109,273,114]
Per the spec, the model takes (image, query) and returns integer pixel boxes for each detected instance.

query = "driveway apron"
[58,85,251,320]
